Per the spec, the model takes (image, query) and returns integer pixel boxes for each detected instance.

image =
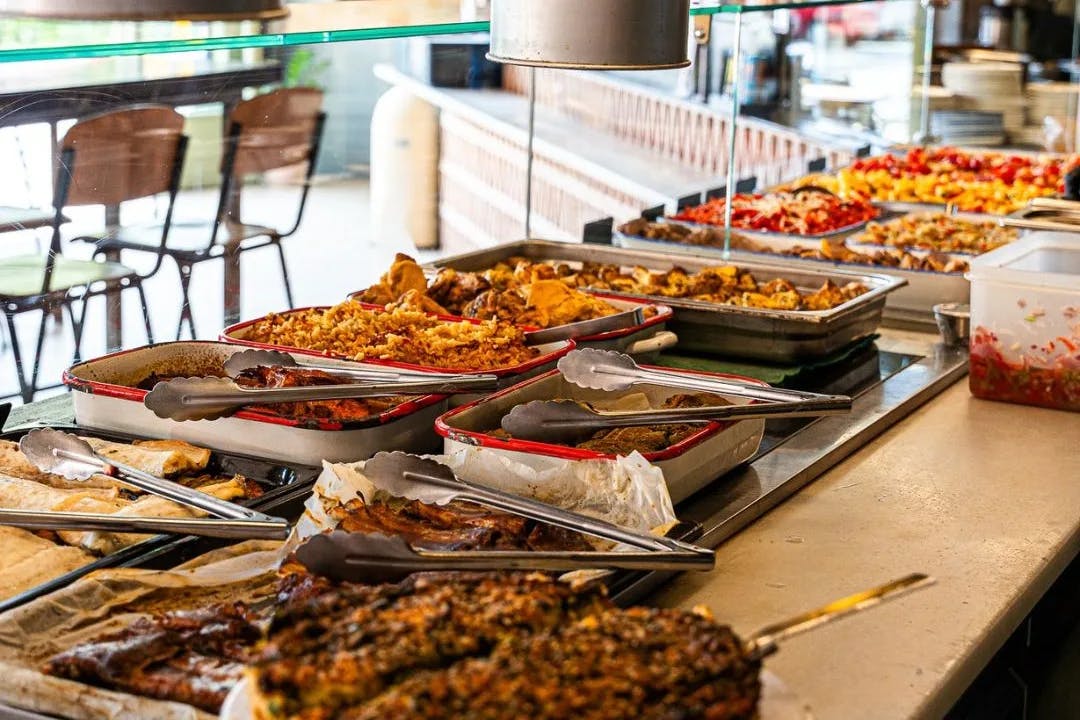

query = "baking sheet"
[428,240,905,363]
[0,540,285,720]
[0,425,318,613]
[65,341,448,466]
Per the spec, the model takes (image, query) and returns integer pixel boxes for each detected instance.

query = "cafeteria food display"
[829,147,1078,214]
[670,190,880,235]
[355,253,621,327]
[781,240,970,273]
[240,301,540,370]
[852,212,1018,255]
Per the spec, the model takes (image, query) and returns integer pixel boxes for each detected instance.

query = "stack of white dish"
[941,62,1025,137]
[1026,82,1080,124]
[930,110,1006,146]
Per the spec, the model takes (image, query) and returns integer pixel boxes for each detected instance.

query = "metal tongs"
[522,307,645,345]
[144,368,499,421]
[293,452,714,582]
[499,349,852,444]
[743,572,934,660]
[13,429,289,540]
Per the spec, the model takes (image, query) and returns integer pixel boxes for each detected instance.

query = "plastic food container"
[63,341,449,465]
[967,231,1080,412]
[435,368,766,503]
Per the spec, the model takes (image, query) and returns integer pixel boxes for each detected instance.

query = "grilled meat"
[254,572,611,720]
[329,497,593,552]
[234,365,405,424]
[342,606,760,720]
[43,602,263,713]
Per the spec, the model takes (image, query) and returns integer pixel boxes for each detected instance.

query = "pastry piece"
[84,437,211,478]
[0,526,95,601]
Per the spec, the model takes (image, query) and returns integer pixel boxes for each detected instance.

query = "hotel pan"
[0,424,320,613]
[63,341,448,466]
[428,240,905,362]
[435,368,766,504]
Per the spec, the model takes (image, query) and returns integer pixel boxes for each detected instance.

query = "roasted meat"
[43,602,263,713]
[253,572,612,720]
[491,392,732,455]
[329,497,593,552]
[233,365,404,424]
[341,606,761,720]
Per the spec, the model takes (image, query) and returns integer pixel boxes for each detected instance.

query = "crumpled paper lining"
[0,540,287,720]
[296,448,678,543]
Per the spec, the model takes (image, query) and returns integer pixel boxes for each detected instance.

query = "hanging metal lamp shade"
[0,0,287,20]
[487,0,691,70]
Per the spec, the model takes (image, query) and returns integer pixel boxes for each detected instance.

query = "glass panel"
[691,0,904,16]
[0,0,488,62]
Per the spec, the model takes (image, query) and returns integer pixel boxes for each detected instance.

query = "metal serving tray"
[845,211,1014,259]
[221,305,574,397]
[0,425,320,613]
[612,233,965,330]
[436,368,766,504]
[64,341,448,466]
[429,240,906,362]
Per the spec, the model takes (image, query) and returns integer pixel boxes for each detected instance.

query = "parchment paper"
[296,449,677,542]
[0,540,287,720]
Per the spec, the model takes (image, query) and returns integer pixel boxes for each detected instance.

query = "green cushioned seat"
[0,255,136,298]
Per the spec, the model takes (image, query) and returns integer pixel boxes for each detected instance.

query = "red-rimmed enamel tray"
[63,341,449,465]
[436,367,767,503]
[220,303,574,392]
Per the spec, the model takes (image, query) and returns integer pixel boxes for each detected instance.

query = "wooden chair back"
[60,105,185,208]
[227,87,324,176]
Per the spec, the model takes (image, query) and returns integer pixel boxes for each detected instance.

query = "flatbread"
[84,438,211,478]
[0,474,120,512]
[71,478,253,555]
[0,527,94,601]
[0,440,118,491]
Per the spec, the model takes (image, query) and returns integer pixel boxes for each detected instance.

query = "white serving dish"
[435,368,766,504]
[63,341,448,466]
[967,231,1080,412]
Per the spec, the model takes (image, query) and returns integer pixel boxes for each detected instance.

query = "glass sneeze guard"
[0,0,910,63]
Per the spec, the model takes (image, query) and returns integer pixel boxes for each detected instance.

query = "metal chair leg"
[135,282,154,345]
[4,309,31,404]
[271,237,294,308]
[66,298,86,364]
[176,263,196,340]
[26,303,51,404]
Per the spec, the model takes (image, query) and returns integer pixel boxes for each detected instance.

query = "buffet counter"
[654,374,1080,719]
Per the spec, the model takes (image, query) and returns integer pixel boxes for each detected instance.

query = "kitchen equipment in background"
[487,0,690,70]
[721,51,780,114]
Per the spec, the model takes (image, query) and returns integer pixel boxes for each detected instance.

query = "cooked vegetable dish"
[671,190,880,235]
[782,240,970,273]
[853,212,1018,255]
[785,147,1079,215]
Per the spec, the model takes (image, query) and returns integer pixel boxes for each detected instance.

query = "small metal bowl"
[933,302,970,348]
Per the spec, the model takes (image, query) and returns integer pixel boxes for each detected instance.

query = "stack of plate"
[941,62,1026,136]
[1026,82,1080,124]
[930,110,1006,146]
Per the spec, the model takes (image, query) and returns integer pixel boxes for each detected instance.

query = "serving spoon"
[500,398,851,445]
